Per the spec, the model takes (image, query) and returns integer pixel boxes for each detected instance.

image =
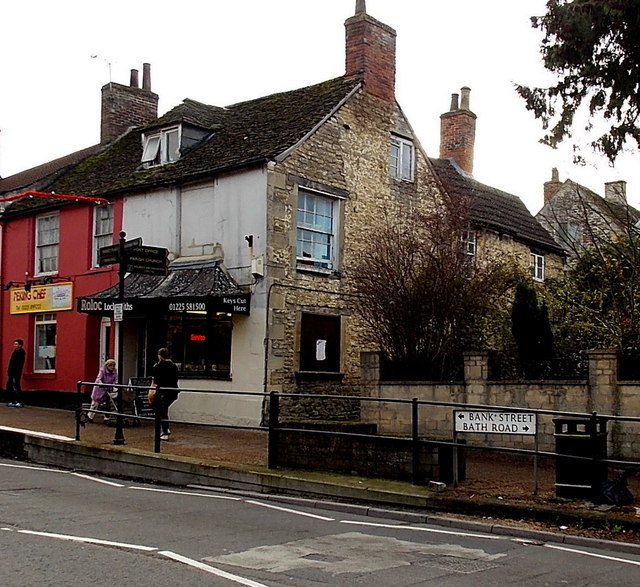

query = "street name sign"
[98,237,143,267]
[454,410,536,435]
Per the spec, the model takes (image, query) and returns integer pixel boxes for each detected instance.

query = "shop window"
[297,189,338,270]
[93,204,114,267]
[35,213,59,275]
[299,313,341,373]
[167,312,231,378]
[35,313,56,372]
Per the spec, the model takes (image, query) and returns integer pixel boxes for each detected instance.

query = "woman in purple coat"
[87,359,117,423]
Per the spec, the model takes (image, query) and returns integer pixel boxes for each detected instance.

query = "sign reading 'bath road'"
[454,410,536,435]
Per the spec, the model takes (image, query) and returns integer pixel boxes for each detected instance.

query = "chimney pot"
[450,93,459,111]
[142,63,151,91]
[130,69,139,88]
[460,86,471,110]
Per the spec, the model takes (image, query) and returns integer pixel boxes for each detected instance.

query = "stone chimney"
[544,168,562,204]
[439,87,476,174]
[604,180,627,206]
[345,0,396,103]
[100,63,159,144]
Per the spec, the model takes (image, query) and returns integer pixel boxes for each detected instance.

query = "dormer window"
[141,126,180,166]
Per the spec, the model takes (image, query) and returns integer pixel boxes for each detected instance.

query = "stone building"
[0,2,562,425]
[537,168,640,258]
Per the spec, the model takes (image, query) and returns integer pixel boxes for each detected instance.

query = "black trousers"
[155,392,178,434]
[6,374,21,403]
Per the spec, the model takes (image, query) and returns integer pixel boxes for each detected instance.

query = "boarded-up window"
[300,314,341,372]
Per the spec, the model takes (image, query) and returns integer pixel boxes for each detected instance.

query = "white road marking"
[17,529,158,551]
[545,543,640,566]
[0,426,74,441]
[70,472,124,487]
[341,519,505,540]
[160,550,268,587]
[129,486,241,500]
[244,499,335,521]
[0,462,65,473]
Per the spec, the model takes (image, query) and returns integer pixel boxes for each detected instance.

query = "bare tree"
[348,196,521,378]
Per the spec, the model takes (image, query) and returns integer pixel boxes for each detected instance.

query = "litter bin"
[553,416,608,499]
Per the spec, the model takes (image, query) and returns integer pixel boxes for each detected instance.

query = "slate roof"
[79,259,245,302]
[557,180,640,227]
[45,77,360,198]
[430,158,565,255]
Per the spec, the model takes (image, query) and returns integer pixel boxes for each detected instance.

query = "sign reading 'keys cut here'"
[454,410,536,435]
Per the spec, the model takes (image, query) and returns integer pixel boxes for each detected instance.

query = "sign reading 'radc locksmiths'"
[454,410,536,435]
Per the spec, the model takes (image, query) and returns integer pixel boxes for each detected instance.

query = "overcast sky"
[1,0,638,213]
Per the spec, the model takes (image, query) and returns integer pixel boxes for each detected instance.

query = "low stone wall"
[275,422,465,484]
[360,351,640,460]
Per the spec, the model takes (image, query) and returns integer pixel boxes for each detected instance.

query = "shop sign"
[10,282,74,314]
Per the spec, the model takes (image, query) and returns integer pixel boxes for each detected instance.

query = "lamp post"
[113,231,127,445]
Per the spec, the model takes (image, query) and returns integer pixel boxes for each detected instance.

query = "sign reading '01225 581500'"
[454,410,536,435]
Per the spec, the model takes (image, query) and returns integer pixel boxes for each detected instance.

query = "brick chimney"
[439,87,476,174]
[604,180,627,206]
[100,63,159,144]
[345,0,396,103]
[543,168,562,204]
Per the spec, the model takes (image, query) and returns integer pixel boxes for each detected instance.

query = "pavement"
[1,401,640,553]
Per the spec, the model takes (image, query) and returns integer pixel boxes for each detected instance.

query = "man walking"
[7,339,25,407]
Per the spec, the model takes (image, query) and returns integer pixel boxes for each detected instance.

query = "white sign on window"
[315,339,327,361]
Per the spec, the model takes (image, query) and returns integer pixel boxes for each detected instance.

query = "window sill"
[295,371,345,381]
[296,264,340,278]
[178,373,231,381]
[25,373,56,380]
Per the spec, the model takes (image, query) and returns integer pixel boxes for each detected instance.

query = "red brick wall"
[439,110,477,174]
[100,82,158,143]
[345,14,396,103]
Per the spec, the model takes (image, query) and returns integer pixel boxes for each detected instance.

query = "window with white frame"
[93,204,114,266]
[461,230,476,261]
[297,189,337,270]
[141,126,180,166]
[531,252,545,281]
[35,213,59,275]
[390,135,415,181]
[34,313,56,372]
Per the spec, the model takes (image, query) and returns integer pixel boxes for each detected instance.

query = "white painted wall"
[120,167,269,425]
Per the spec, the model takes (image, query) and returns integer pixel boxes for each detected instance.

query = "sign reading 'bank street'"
[454,410,536,435]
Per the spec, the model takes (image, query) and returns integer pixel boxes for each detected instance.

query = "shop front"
[77,262,251,385]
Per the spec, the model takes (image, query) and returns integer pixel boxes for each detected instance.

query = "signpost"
[454,410,536,435]
[99,232,168,446]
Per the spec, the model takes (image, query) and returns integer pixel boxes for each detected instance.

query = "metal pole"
[533,414,539,495]
[154,387,162,453]
[75,381,83,441]
[452,418,459,488]
[113,231,127,446]
[411,398,420,484]
[267,391,279,469]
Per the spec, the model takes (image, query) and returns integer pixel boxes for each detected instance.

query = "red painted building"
[0,193,123,394]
